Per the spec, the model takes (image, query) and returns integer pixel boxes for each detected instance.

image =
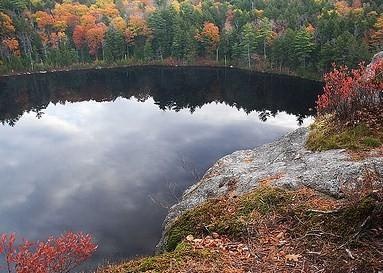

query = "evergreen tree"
[104,27,125,62]
[294,27,315,68]
[239,23,257,68]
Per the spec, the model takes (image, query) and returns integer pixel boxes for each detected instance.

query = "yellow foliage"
[171,0,181,13]
[111,17,127,32]
[254,9,264,18]
[0,12,16,36]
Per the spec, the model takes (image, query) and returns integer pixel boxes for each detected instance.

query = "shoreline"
[0,63,323,82]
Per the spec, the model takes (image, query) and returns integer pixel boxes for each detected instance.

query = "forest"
[0,0,383,76]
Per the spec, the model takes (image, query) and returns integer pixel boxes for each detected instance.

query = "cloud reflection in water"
[0,67,321,268]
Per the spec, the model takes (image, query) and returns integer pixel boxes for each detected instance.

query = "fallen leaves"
[285,254,302,262]
[99,185,383,273]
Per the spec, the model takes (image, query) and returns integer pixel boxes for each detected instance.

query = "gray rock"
[156,127,383,252]
[370,51,383,65]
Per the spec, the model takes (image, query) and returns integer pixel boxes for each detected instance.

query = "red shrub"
[0,232,97,273]
[317,61,383,123]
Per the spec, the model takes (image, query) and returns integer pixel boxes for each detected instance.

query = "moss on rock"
[306,116,383,151]
[164,186,296,252]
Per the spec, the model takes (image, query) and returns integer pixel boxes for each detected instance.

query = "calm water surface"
[0,67,322,268]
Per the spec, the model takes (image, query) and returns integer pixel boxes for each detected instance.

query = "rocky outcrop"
[370,51,383,65]
[157,127,383,252]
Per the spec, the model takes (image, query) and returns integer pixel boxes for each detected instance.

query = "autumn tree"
[369,15,383,51]
[73,25,86,50]
[85,23,107,59]
[0,11,18,60]
[2,38,20,58]
[195,21,220,60]
[125,16,152,58]
[0,12,15,37]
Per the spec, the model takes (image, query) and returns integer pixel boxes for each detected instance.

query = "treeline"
[0,0,382,76]
[0,67,321,126]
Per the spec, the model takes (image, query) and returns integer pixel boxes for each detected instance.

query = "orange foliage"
[85,23,107,56]
[124,15,151,44]
[335,0,364,16]
[335,1,352,15]
[306,23,315,34]
[195,22,220,52]
[100,4,120,17]
[80,14,97,28]
[111,16,127,32]
[2,38,20,56]
[53,2,89,28]
[73,25,86,49]
[35,11,55,30]
[34,10,68,49]
[0,12,16,36]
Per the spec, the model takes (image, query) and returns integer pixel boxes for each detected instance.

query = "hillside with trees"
[0,0,382,76]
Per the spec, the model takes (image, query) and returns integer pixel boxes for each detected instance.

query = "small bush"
[317,61,383,125]
[308,60,383,151]
[0,232,97,273]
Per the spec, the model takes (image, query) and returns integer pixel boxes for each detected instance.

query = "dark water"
[0,67,322,268]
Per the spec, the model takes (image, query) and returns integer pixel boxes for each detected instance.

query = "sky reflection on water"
[0,67,322,267]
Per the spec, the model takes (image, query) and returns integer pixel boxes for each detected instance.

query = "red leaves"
[0,232,97,273]
[85,23,107,56]
[317,61,383,124]
[73,25,86,50]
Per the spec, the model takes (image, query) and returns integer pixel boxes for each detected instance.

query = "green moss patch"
[306,116,383,151]
[164,187,294,252]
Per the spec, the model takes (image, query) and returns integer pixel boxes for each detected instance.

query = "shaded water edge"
[0,64,324,82]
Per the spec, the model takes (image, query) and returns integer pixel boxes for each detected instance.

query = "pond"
[0,66,322,269]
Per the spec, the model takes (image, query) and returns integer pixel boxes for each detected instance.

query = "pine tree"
[143,39,153,61]
[255,18,274,59]
[240,23,257,68]
[293,28,315,68]
[104,27,125,62]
